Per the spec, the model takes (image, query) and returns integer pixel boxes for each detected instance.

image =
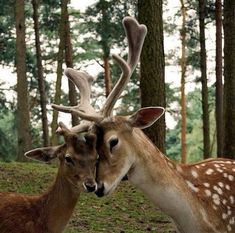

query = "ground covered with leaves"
[0,162,174,233]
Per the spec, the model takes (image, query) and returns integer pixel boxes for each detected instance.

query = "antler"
[52,17,147,131]
[52,69,102,133]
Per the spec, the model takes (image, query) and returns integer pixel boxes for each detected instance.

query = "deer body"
[0,170,79,233]
[94,120,235,233]
[126,128,232,233]
[0,123,97,233]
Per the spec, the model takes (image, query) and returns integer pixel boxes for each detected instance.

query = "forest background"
[0,0,234,163]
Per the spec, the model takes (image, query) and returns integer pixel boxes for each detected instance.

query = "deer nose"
[83,180,97,192]
[95,183,105,197]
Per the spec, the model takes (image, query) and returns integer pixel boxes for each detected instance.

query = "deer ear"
[24,145,64,163]
[128,107,165,129]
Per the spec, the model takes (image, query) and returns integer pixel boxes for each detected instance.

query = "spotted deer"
[52,17,235,233]
[0,122,97,233]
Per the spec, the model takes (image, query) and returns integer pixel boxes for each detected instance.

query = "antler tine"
[52,68,102,122]
[102,16,147,117]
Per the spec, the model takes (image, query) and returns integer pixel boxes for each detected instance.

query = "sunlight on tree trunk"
[64,2,79,127]
[199,0,210,159]
[15,0,32,161]
[180,0,187,164]
[51,0,68,145]
[32,0,50,147]
[215,0,223,157]
[104,56,112,97]
[138,0,166,153]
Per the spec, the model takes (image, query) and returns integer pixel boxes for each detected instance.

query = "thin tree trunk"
[180,0,187,164]
[51,0,68,145]
[138,0,166,153]
[104,56,111,97]
[15,0,32,161]
[223,0,235,158]
[215,0,223,157]
[32,0,50,147]
[199,0,210,159]
[64,3,79,126]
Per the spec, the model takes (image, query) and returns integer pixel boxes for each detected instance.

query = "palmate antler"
[52,17,147,132]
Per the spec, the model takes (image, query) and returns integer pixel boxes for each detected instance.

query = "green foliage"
[166,87,216,163]
[0,111,17,161]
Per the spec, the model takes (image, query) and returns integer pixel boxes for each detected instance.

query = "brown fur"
[94,113,235,233]
[0,132,97,233]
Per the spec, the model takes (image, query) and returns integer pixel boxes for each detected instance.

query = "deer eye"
[109,138,119,153]
[65,154,75,166]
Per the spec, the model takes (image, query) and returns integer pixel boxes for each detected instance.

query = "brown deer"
[52,17,235,233]
[0,122,97,233]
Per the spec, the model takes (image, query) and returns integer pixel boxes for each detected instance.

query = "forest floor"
[0,162,175,233]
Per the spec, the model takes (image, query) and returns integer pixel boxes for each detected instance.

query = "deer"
[52,17,235,233]
[0,122,97,233]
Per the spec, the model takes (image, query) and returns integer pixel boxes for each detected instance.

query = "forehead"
[95,116,129,132]
[65,134,95,156]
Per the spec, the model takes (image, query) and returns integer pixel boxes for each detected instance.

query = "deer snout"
[95,183,105,197]
[83,179,97,192]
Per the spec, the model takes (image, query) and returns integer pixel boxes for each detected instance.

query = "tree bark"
[180,0,187,164]
[51,0,68,145]
[104,56,111,97]
[199,0,210,159]
[223,0,235,158]
[138,0,166,153]
[64,2,79,127]
[215,0,223,157]
[32,0,50,147]
[15,0,32,161]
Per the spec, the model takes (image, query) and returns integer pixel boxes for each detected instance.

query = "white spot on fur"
[191,170,198,178]
[229,217,235,225]
[186,180,199,192]
[230,196,234,204]
[227,225,232,232]
[203,183,210,188]
[212,194,220,205]
[216,168,223,173]
[205,189,211,197]
[205,168,214,175]
[228,175,234,181]
[222,213,228,219]
[226,184,231,190]
[218,182,224,188]
[213,186,223,195]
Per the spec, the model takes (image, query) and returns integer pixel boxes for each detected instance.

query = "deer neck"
[41,168,80,233]
[127,129,201,233]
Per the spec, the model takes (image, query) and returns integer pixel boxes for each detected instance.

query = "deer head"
[25,122,98,192]
[51,17,164,196]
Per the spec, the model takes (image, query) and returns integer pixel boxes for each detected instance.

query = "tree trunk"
[180,0,187,164]
[199,0,210,159]
[51,0,67,145]
[64,2,79,127]
[15,0,32,161]
[223,0,235,158]
[32,0,50,147]
[138,0,166,153]
[104,56,111,97]
[215,0,223,157]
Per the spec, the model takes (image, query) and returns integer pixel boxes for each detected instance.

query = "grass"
[0,162,174,233]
